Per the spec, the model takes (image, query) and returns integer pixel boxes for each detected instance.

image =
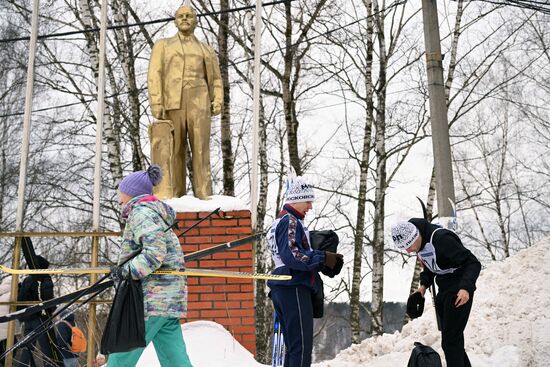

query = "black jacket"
[409,218,481,294]
[17,274,55,321]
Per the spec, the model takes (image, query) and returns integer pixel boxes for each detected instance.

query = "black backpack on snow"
[407,342,442,367]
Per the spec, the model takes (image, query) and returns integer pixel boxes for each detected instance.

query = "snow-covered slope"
[316,237,550,367]
[136,237,550,367]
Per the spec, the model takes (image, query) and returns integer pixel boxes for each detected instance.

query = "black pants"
[270,286,314,367]
[15,318,62,367]
[435,290,473,367]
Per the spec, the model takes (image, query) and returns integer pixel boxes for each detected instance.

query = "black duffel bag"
[309,230,343,277]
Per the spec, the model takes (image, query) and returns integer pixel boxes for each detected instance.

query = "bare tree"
[317,0,426,339]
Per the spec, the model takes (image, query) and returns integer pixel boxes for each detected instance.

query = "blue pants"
[107,316,192,367]
[270,286,314,367]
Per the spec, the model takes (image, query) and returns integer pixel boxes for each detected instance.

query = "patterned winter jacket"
[267,204,326,290]
[118,195,187,318]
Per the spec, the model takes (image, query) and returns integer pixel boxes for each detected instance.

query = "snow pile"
[316,237,550,367]
[164,195,248,213]
[137,320,264,367]
[136,238,550,367]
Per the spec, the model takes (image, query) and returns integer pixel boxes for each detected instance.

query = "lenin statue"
[148,5,223,200]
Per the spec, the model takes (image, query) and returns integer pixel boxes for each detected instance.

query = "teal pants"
[107,316,192,367]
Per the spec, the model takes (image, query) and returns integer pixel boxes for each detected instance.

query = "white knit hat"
[283,168,315,204]
[391,222,419,250]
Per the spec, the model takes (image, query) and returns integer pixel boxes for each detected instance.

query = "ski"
[185,232,264,262]
[0,280,114,323]
[448,198,457,230]
[0,233,266,324]
[272,312,285,366]
[0,265,290,281]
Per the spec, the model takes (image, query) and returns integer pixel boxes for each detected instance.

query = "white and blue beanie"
[391,222,419,250]
[283,170,315,204]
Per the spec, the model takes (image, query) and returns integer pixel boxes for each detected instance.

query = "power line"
[230,0,407,65]
[0,1,406,119]
[0,0,292,44]
[5,0,544,119]
[475,0,550,15]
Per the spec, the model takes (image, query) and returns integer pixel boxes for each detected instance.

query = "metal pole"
[6,1,40,365]
[250,0,262,227]
[421,0,456,227]
[88,0,108,364]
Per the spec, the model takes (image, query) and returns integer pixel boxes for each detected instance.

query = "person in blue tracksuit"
[391,219,481,367]
[267,172,343,367]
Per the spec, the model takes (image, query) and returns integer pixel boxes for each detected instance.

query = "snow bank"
[164,195,248,213]
[137,320,264,367]
[136,238,550,367]
[315,237,550,367]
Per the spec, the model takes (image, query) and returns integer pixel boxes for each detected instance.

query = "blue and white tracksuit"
[267,205,326,367]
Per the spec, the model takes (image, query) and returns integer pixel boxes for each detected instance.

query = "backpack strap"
[61,319,73,328]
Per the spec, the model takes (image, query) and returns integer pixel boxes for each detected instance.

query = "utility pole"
[421,0,456,228]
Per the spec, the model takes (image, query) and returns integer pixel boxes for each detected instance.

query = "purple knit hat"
[119,165,162,197]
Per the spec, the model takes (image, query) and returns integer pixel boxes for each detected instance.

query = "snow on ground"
[316,237,550,367]
[164,195,248,213]
[137,320,264,367]
[137,237,550,367]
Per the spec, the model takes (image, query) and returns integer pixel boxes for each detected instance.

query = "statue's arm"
[211,48,224,116]
[148,40,165,119]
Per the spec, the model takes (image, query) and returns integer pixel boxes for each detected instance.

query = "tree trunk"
[350,0,374,345]
[283,1,301,175]
[218,0,235,196]
[254,100,272,364]
[111,0,146,171]
[78,0,123,186]
[370,0,388,336]
[274,132,286,215]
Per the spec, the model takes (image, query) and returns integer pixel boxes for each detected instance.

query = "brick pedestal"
[175,210,256,354]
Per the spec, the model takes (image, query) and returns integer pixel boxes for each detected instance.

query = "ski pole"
[3,229,260,324]
[431,283,441,331]
[277,327,285,366]
[0,248,141,360]
[2,279,109,361]
[271,312,285,367]
[272,312,279,367]
[184,232,265,262]
[0,280,113,323]
[176,207,220,238]
[2,208,220,358]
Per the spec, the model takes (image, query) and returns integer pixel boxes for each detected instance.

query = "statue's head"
[175,6,198,35]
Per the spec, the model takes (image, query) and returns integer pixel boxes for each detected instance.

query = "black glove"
[322,253,344,277]
[324,252,343,269]
[406,291,425,319]
[110,266,128,282]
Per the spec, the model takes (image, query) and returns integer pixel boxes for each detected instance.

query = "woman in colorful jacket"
[107,165,192,367]
[391,218,481,367]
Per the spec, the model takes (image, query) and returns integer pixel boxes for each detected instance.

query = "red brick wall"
[175,210,256,354]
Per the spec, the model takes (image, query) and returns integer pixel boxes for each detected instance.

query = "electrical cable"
[475,0,550,15]
[0,0,294,44]
[0,0,406,119]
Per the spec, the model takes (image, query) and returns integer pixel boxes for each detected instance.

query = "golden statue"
[148,5,223,200]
